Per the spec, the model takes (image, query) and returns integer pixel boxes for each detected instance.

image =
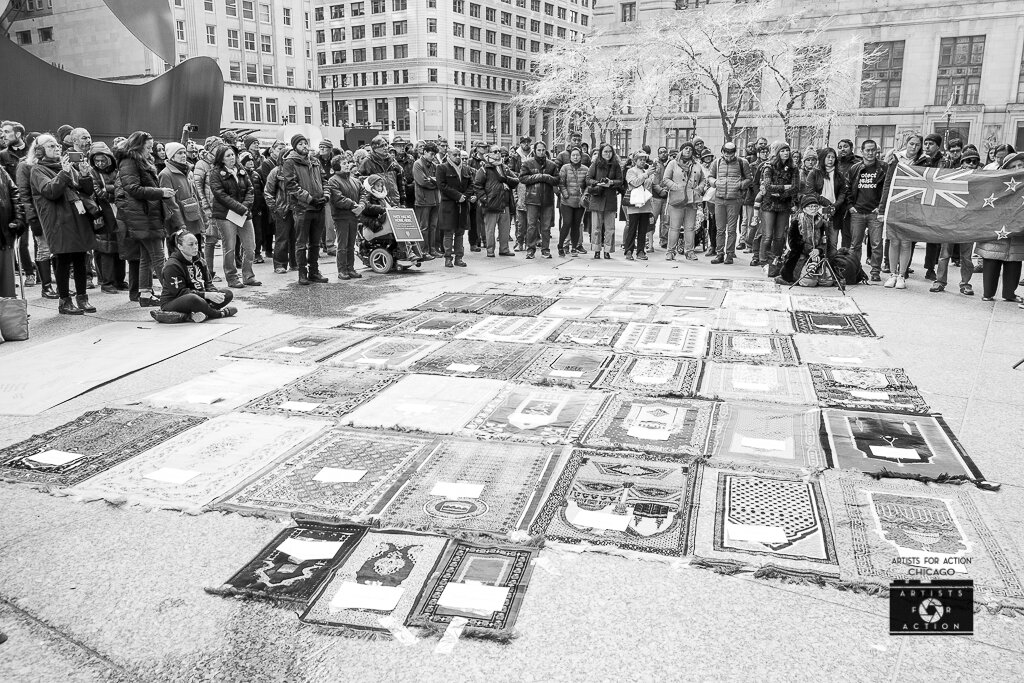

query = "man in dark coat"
[357,135,405,206]
[413,142,441,259]
[0,166,25,298]
[519,141,560,259]
[280,134,330,285]
[436,148,475,268]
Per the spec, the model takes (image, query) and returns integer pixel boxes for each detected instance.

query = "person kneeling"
[152,230,236,323]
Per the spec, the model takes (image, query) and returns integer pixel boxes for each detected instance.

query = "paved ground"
[1,239,1022,682]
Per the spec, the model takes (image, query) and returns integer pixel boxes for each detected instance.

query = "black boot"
[41,284,59,299]
[58,296,84,315]
[75,295,97,313]
[308,270,328,283]
[444,256,454,268]
[454,257,467,267]
[298,268,311,285]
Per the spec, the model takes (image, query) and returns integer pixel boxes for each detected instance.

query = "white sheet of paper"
[740,437,787,452]
[350,322,379,329]
[273,346,307,354]
[143,467,201,484]
[626,426,672,441]
[447,363,480,372]
[226,209,246,227]
[313,467,367,483]
[26,450,89,467]
[727,522,788,544]
[430,482,484,498]
[276,537,345,562]
[329,582,404,612]
[278,400,321,412]
[869,446,922,460]
[567,506,631,531]
[849,389,891,400]
[437,583,511,614]
[549,369,583,378]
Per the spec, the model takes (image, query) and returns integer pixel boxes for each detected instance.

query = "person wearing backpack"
[706,142,751,264]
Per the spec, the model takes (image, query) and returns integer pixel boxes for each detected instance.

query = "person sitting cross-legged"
[151,229,236,323]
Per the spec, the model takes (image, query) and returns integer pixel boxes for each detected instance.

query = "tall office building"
[313,0,592,148]
[7,0,320,139]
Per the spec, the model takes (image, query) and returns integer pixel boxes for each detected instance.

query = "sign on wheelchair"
[358,207,426,273]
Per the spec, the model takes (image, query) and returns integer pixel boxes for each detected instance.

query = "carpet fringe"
[406,617,519,643]
[865,469,1000,491]
[366,521,546,547]
[203,584,306,608]
[542,539,679,564]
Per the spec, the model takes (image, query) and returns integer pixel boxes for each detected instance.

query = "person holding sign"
[208,145,261,289]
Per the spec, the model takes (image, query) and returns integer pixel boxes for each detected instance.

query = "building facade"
[594,0,1024,155]
[313,0,591,148]
[8,0,320,140]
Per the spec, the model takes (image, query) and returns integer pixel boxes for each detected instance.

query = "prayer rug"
[515,347,614,388]
[408,340,540,380]
[462,386,609,444]
[650,306,718,327]
[623,277,674,291]
[209,521,367,604]
[790,295,862,315]
[588,303,653,322]
[68,413,330,511]
[378,439,561,532]
[728,279,781,293]
[538,299,600,319]
[136,361,310,413]
[0,408,205,488]
[707,332,800,366]
[792,334,894,368]
[241,367,399,419]
[547,321,623,348]
[343,375,505,434]
[722,291,792,312]
[529,448,697,556]
[479,295,557,317]
[697,363,816,405]
[322,336,445,370]
[691,467,839,577]
[214,430,434,519]
[792,311,876,337]
[223,328,369,365]
[407,541,538,634]
[299,529,449,634]
[808,365,929,414]
[613,323,709,358]
[821,409,985,483]
[331,310,420,332]
[825,473,1024,610]
[660,287,725,308]
[580,396,719,458]
[709,310,796,335]
[593,355,701,397]
[579,275,628,288]
[456,315,563,344]
[462,280,525,295]
[710,403,827,471]
[414,292,502,313]
[611,289,666,305]
[386,312,480,339]
[560,285,618,300]
[689,278,731,289]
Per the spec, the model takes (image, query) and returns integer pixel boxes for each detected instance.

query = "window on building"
[38,26,53,42]
[351,2,365,17]
[331,27,344,41]
[544,23,553,37]
[352,25,365,39]
[557,26,565,39]
[316,29,326,43]
[175,21,185,42]
[454,46,465,60]
[336,99,349,125]
[516,57,526,71]
[233,96,245,121]
[262,65,274,84]
[288,104,297,124]
[581,15,588,26]
[226,0,237,17]
[471,3,481,17]
[318,50,327,65]
[621,3,636,22]
[283,8,291,25]
[501,11,511,26]
[855,124,896,153]
[261,35,272,53]
[266,98,278,123]
[227,29,239,48]
[934,35,985,105]
[315,6,325,21]
[374,98,389,124]
[470,100,481,133]
[517,37,526,50]
[393,20,407,35]
[355,99,369,123]
[470,26,480,41]
[373,46,386,60]
[610,129,631,156]
[531,0,540,10]
[244,32,256,51]
[664,128,693,151]
[305,106,313,125]
[501,33,511,48]
[558,6,566,19]
[530,40,539,53]
[242,0,254,20]
[393,0,407,9]
[203,0,213,10]
[501,55,511,69]
[860,40,904,108]
[371,22,385,37]
[1017,44,1024,103]
[331,4,344,19]
[428,42,438,57]
[453,0,464,12]
[429,68,438,82]
[486,52,496,66]
[726,51,763,111]
[332,50,346,64]
[371,0,385,12]
[733,127,760,154]
[453,22,464,37]
[287,67,295,86]
[229,61,241,81]
[470,49,481,63]
[249,97,263,122]
[486,7,496,21]
[394,44,408,59]
[246,63,258,83]
[454,99,465,132]
[353,48,366,62]
[427,18,437,32]
[259,3,270,22]
[501,104,511,135]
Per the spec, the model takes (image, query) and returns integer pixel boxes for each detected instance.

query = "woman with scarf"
[328,154,364,280]
[28,133,98,315]
[159,142,207,261]
[662,142,706,261]
[757,141,798,268]
[87,141,125,294]
[586,143,623,259]
[208,145,260,288]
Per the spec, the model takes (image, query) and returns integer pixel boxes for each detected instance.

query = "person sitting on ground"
[775,195,834,286]
[152,229,236,323]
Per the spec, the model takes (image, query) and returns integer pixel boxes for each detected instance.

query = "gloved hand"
[362,204,386,217]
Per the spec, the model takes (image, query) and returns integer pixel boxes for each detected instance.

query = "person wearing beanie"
[291,133,308,150]
[87,141,124,294]
[959,148,981,168]
[159,141,207,260]
[242,135,259,153]
[280,135,330,284]
[316,139,337,256]
[56,124,74,152]
[327,154,363,280]
[707,141,751,264]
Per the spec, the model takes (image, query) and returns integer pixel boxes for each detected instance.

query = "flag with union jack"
[884,162,1024,243]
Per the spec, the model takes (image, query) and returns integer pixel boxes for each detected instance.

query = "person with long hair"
[757,141,798,266]
[984,144,1015,171]
[209,144,260,288]
[662,141,706,261]
[880,134,923,287]
[623,150,656,261]
[586,143,622,259]
[153,142,168,175]
[27,133,98,314]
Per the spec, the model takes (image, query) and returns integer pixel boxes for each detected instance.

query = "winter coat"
[159,249,215,307]
[437,160,475,232]
[159,160,207,235]
[519,156,560,207]
[412,157,440,207]
[759,162,798,213]
[818,167,849,212]
[474,162,519,213]
[708,156,752,203]
[836,153,862,182]
[662,158,706,207]
[87,143,119,254]
[115,154,168,241]
[558,163,589,208]
[0,167,24,251]
[555,149,592,168]
[208,166,254,220]
[649,159,669,199]
[975,234,1024,261]
[327,172,363,222]
[279,150,326,213]
[585,159,623,213]
[0,144,28,182]
[357,182,390,235]
[358,152,405,206]
[624,165,655,215]
[191,157,215,221]
[29,159,97,255]
[798,168,826,204]
[15,161,40,236]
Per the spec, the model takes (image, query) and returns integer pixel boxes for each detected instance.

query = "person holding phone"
[209,145,260,288]
[586,143,623,259]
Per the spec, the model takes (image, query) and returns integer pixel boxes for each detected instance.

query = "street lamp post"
[331,87,336,127]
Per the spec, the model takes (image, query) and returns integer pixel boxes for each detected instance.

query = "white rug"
[322,336,445,370]
[614,322,710,357]
[792,334,895,368]
[456,315,563,344]
[790,295,862,315]
[132,361,310,413]
[722,291,793,312]
[0,322,238,415]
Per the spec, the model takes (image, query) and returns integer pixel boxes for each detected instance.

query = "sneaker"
[213,275,223,282]
[499,251,515,257]
[981,296,994,302]
[710,255,724,264]
[929,282,945,293]
[593,252,601,260]
[421,253,436,262]
[348,270,363,279]
[666,252,675,261]
[724,256,734,265]
[150,310,188,324]
[637,253,648,261]
[749,258,760,267]
[24,274,36,286]
[541,250,552,259]
[870,273,881,282]
[603,252,611,260]
[625,252,634,261]
[189,311,208,323]
[686,254,698,261]
[558,248,566,257]
[883,275,897,288]
[881,266,890,275]
[894,276,907,289]
[570,249,578,257]
[525,250,535,260]
[925,269,936,281]
[101,284,119,294]
[243,279,262,286]
[575,246,587,254]
[338,271,351,280]
[274,267,287,274]
[514,243,524,252]
[254,255,265,264]
[470,245,481,252]
[228,281,246,289]
[959,283,974,296]
[486,251,495,258]
[220,306,238,318]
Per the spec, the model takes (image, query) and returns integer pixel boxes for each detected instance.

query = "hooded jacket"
[662,157,706,207]
[159,157,207,234]
[159,248,215,307]
[30,157,97,255]
[357,175,390,234]
[558,161,589,208]
[88,142,119,253]
[519,154,560,207]
[208,164,254,220]
[358,151,405,206]
[279,149,325,212]
[474,160,519,213]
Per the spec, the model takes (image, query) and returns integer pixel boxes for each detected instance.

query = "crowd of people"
[2,120,1022,326]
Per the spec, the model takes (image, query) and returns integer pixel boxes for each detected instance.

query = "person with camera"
[28,133,99,315]
[586,144,623,259]
[209,145,261,289]
[86,141,125,294]
[474,144,519,258]
[280,134,330,285]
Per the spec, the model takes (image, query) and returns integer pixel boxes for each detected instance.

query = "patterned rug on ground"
[331,310,420,332]
[386,312,481,339]
[516,347,614,388]
[456,315,564,344]
[479,294,557,317]
[707,332,800,366]
[709,310,796,335]
[691,466,839,578]
[711,403,827,471]
[613,323,709,357]
[660,287,726,308]
[299,529,449,634]
[650,307,718,327]
[462,386,608,443]
[808,364,929,414]
[414,293,502,313]
[790,295,862,315]
[377,439,561,533]
[529,448,698,556]
[580,396,719,458]
[136,361,311,414]
[623,277,674,291]
[407,340,540,380]
[592,355,701,397]
[729,280,781,293]
[240,367,400,419]
[222,328,369,364]
[67,413,330,511]
[213,430,435,519]
[821,409,986,483]
[792,311,876,337]
[538,299,600,319]
[722,291,792,312]
[579,275,628,288]
[0,408,205,488]
[322,336,446,370]
[588,303,653,322]
[792,334,895,367]
[547,321,623,348]
[560,285,618,300]
[698,363,816,405]
[209,521,367,604]
[825,473,1024,610]
[611,289,666,305]
[342,374,505,434]
[407,541,538,634]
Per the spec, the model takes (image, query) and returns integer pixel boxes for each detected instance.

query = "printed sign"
[385,208,425,242]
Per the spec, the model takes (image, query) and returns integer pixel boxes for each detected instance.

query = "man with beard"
[436,147,475,268]
[358,135,405,207]
[519,141,560,259]
[397,144,416,209]
[413,142,441,260]
[649,145,670,251]
[280,134,330,285]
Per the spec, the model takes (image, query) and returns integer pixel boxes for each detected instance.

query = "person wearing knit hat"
[960,147,981,168]
[291,133,308,150]
[56,124,74,151]
[242,134,258,151]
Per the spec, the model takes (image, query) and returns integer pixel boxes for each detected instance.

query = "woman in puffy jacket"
[557,147,588,257]
[208,145,260,288]
[757,141,799,265]
[661,141,706,261]
[586,143,623,259]
[116,131,175,307]
[87,141,124,294]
